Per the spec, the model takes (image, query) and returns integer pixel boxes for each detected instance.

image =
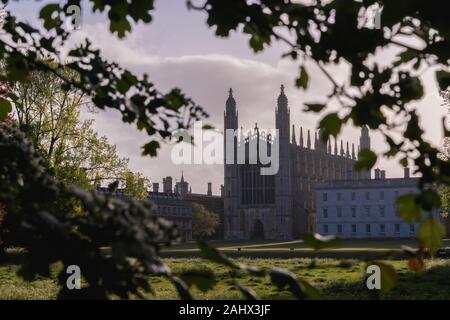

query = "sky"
[6,1,447,195]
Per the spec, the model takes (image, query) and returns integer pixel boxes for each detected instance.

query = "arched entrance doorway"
[251,219,265,240]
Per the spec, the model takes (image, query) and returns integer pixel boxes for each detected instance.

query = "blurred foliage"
[0,123,181,299]
[188,0,450,252]
[8,67,136,187]
[0,0,449,299]
[0,0,208,156]
[438,92,450,217]
[196,241,322,300]
[303,233,342,251]
[365,261,397,294]
[0,0,207,299]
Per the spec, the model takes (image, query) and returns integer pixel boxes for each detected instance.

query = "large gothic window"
[239,210,246,233]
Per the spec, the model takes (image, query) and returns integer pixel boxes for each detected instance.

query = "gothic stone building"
[223,85,371,240]
[154,173,225,240]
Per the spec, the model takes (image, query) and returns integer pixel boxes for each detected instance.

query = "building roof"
[148,191,184,200]
[315,177,420,190]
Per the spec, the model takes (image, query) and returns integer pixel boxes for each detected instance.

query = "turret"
[360,125,371,150]
[223,88,239,239]
[292,125,296,145]
[275,84,293,239]
[317,128,327,152]
[307,129,311,149]
[359,125,371,178]
[207,182,212,196]
[314,131,318,149]
[224,88,238,130]
[275,84,290,142]
[299,127,304,147]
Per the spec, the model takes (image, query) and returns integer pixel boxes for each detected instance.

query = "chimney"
[152,183,159,193]
[374,168,380,179]
[207,182,212,196]
[404,167,410,178]
[380,170,386,179]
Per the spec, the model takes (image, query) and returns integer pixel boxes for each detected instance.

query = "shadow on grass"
[0,248,28,266]
[161,249,409,260]
[322,263,450,300]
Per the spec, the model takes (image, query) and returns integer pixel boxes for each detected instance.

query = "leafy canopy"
[188,0,449,251]
[0,0,449,299]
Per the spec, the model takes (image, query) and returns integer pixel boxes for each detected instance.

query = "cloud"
[73,22,446,193]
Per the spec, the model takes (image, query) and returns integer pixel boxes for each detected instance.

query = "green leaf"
[179,269,216,292]
[39,4,61,30]
[436,70,450,90]
[366,261,397,293]
[107,180,120,192]
[269,267,321,299]
[396,194,422,223]
[304,103,326,113]
[417,215,445,255]
[319,113,342,140]
[398,74,424,102]
[354,149,377,171]
[0,97,12,121]
[116,79,130,94]
[142,140,160,157]
[303,233,342,251]
[202,124,214,130]
[197,241,239,269]
[296,66,309,89]
[399,157,408,167]
[393,50,417,66]
[418,189,441,211]
[6,56,29,82]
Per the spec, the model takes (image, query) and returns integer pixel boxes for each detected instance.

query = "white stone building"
[315,168,442,239]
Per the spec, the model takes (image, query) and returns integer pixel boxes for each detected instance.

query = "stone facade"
[98,184,194,242]
[315,170,443,239]
[223,86,371,240]
[148,191,193,241]
[154,174,225,240]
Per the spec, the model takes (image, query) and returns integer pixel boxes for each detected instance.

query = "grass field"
[161,238,450,259]
[1,239,450,299]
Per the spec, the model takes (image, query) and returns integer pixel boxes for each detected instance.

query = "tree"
[0,107,12,256]
[122,171,150,201]
[0,3,208,156]
[439,91,450,218]
[0,204,5,254]
[10,67,131,188]
[192,203,220,239]
[0,123,182,299]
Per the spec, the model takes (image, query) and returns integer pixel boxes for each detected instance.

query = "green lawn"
[150,258,450,299]
[161,238,450,259]
[2,241,450,299]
